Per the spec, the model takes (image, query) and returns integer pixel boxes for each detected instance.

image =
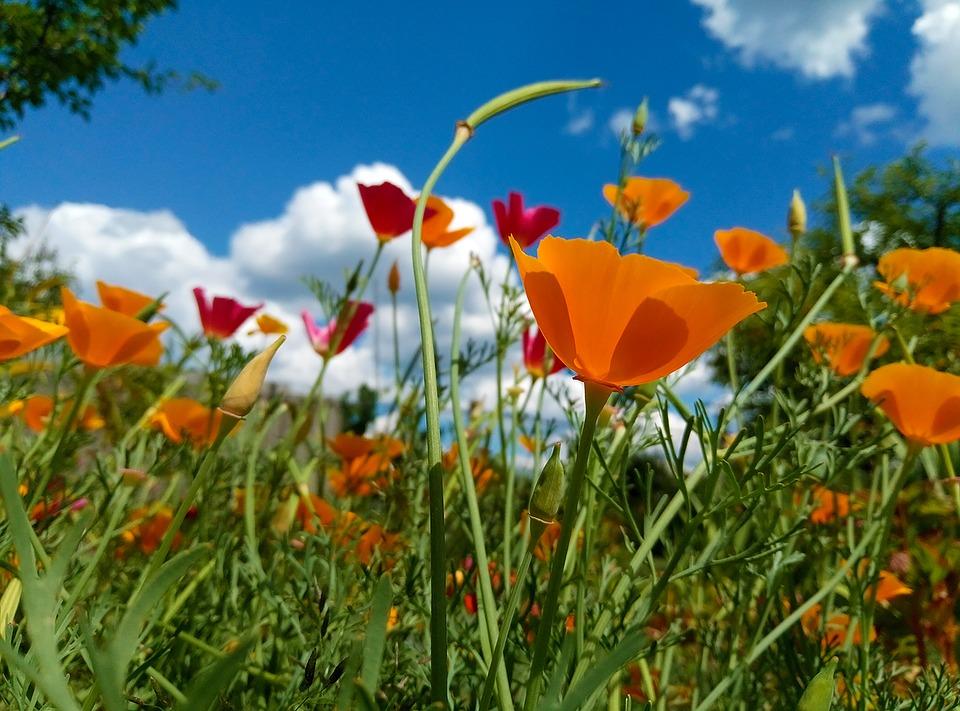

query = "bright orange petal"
[96,281,158,317]
[862,363,960,445]
[606,281,765,385]
[715,228,789,276]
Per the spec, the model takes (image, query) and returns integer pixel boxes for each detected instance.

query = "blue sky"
[6,1,960,400]
[6,0,957,270]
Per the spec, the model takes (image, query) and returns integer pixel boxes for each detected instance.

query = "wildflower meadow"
[3,5,960,709]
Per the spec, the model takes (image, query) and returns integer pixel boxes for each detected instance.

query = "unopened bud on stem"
[788,189,806,241]
[529,443,564,525]
[388,260,401,295]
[220,336,285,419]
[632,98,649,136]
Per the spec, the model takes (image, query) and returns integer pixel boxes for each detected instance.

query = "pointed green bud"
[632,98,649,136]
[529,443,564,524]
[798,658,837,711]
[220,335,285,419]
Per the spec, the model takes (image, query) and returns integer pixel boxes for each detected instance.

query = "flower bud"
[632,98,649,136]
[220,335,285,418]
[388,260,401,295]
[798,658,837,711]
[529,443,564,524]
[788,189,807,240]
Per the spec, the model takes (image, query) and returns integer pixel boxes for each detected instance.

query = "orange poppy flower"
[96,281,160,318]
[861,363,960,446]
[872,570,912,604]
[327,433,405,497]
[4,394,104,433]
[875,247,960,314]
[809,486,851,524]
[295,493,340,534]
[714,228,789,277]
[61,288,167,368]
[420,195,474,249]
[0,306,68,361]
[803,323,890,377]
[118,506,181,557]
[355,524,402,566]
[510,236,765,390]
[801,603,874,648]
[442,442,495,494]
[602,177,689,230]
[148,398,223,447]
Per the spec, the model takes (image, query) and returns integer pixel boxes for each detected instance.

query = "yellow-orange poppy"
[861,363,960,446]
[808,486,852,524]
[803,323,890,377]
[327,433,405,497]
[510,236,764,390]
[61,288,167,368]
[442,442,495,494]
[602,177,689,229]
[4,394,103,433]
[295,493,340,534]
[96,281,160,318]
[420,195,474,249]
[0,306,68,361]
[714,228,789,276]
[874,247,960,314]
[249,313,288,336]
[148,398,223,447]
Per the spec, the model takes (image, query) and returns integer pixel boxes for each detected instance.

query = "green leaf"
[176,632,258,711]
[360,573,393,693]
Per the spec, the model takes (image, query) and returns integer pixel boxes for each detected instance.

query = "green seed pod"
[220,335,285,419]
[529,443,564,524]
[788,189,807,241]
[798,658,837,711]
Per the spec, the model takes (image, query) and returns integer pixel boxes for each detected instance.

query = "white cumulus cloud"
[668,85,719,139]
[909,0,960,145]
[691,0,884,79]
[13,163,512,398]
[834,102,898,145]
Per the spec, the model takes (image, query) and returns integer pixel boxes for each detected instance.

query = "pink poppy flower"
[302,301,374,358]
[492,191,560,249]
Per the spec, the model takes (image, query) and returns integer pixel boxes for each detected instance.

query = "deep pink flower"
[492,191,560,248]
[522,326,566,379]
[302,301,374,358]
[193,288,263,339]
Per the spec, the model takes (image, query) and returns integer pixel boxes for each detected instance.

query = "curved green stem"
[524,381,610,710]
[411,78,602,705]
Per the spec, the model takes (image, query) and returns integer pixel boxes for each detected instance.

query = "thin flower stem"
[725,329,741,429]
[450,266,514,711]
[132,416,239,600]
[523,381,610,711]
[478,535,542,711]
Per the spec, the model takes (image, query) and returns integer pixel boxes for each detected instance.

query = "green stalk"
[523,381,610,710]
[450,267,514,710]
[132,416,239,599]
[478,537,542,711]
[411,79,601,705]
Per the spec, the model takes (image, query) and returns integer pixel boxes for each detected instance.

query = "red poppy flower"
[193,288,262,339]
[302,301,374,358]
[492,191,560,248]
[358,182,434,242]
[522,326,565,379]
